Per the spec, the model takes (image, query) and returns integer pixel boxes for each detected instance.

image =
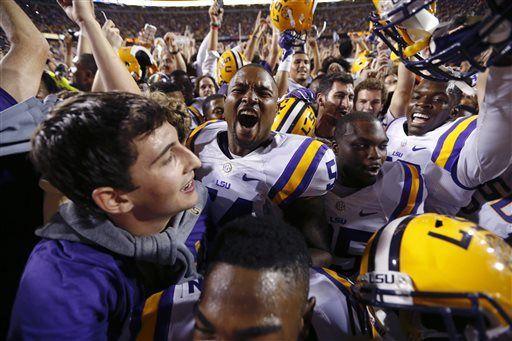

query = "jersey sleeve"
[268,138,337,206]
[389,161,426,221]
[430,115,479,190]
[453,66,512,189]
[310,268,366,338]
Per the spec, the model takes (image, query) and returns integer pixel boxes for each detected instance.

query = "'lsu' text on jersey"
[325,161,426,274]
[137,268,370,340]
[187,120,337,226]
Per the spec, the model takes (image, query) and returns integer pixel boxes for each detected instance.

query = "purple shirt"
[9,239,145,340]
[0,87,17,112]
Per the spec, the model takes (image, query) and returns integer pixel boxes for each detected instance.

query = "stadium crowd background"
[3,0,511,339]
[0,0,484,60]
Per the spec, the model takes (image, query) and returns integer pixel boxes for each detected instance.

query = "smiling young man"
[188,64,337,265]
[324,112,426,275]
[315,72,355,139]
[385,61,512,215]
[8,93,209,339]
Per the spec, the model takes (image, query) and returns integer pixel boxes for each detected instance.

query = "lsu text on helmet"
[353,213,512,340]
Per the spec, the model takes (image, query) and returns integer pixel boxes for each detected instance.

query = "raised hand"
[56,0,95,26]
[102,20,123,50]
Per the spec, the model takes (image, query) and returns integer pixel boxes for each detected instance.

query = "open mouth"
[238,109,259,128]
[181,178,195,193]
[411,112,431,125]
[365,164,382,176]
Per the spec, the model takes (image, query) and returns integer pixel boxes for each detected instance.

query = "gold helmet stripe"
[387,215,414,272]
[278,100,308,133]
[275,98,301,131]
[233,51,243,71]
[372,215,410,272]
[286,101,310,134]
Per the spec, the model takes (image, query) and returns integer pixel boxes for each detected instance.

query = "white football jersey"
[188,120,337,226]
[325,161,426,274]
[386,66,512,216]
[386,115,479,215]
[138,269,369,340]
[138,277,202,340]
[459,167,512,240]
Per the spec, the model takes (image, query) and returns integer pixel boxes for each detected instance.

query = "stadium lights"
[93,0,351,8]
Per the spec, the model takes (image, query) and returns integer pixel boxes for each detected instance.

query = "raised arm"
[388,62,416,118]
[0,0,49,103]
[57,0,139,94]
[201,1,223,78]
[457,57,512,188]
[244,11,267,62]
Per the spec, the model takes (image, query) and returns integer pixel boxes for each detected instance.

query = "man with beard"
[315,72,354,139]
[188,64,337,266]
[325,112,426,275]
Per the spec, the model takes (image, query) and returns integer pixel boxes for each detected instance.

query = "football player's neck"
[338,171,375,189]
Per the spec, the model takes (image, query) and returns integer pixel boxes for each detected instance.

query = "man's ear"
[317,93,325,107]
[300,297,316,340]
[92,187,134,215]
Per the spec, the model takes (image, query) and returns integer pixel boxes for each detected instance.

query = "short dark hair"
[335,111,380,140]
[77,53,98,74]
[354,78,387,103]
[232,63,278,88]
[208,215,311,298]
[194,75,219,97]
[149,80,183,94]
[31,92,169,216]
[202,94,225,113]
[318,72,354,96]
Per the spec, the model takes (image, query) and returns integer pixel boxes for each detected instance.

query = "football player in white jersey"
[188,64,336,265]
[375,0,512,218]
[326,112,426,274]
[138,268,369,340]
[385,63,512,215]
[138,216,372,340]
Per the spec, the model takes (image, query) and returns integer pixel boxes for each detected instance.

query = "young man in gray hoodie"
[9,92,210,340]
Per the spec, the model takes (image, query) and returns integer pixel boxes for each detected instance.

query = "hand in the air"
[102,20,123,50]
[57,0,95,26]
[279,31,297,60]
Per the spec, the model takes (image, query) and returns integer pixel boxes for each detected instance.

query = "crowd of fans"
[1,0,484,55]
[1,0,511,339]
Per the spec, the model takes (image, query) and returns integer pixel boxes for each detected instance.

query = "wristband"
[210,22,221,28]
[278,53,293,73]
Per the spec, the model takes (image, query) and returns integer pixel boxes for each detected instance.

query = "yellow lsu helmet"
[272,97,316,137]
[216,49,247,86]
[118,45,156,81]
[270,0,317,35]
[353,213,512,340]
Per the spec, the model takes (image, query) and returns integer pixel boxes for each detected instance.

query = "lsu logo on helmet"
[216,49,247,86]
[272,97,316,137]
[270,0,317,35]
[353,213,512,340]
